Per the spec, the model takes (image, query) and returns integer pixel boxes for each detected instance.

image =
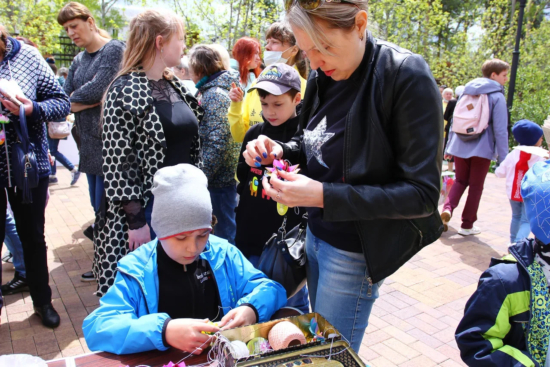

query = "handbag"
[258,212,308,298]
[11,105,39,203]
[48,120,71,139]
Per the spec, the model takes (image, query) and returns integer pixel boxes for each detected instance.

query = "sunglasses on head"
[285,0,358,10]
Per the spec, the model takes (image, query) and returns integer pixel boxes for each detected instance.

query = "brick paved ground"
[1,167,512,366]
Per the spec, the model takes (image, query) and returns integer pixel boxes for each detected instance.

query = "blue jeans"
[4,211,25,278]
[248,255,310,315]
[306,227,383,352]
[209,186,237,244]
[86,174,104,214]
[48,137,74,175]
[144,196,157,240]
[510,199,530,243]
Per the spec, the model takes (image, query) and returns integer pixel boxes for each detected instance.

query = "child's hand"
[444,154,453,160]
[229,82,244,103]
[165,318,219,354]
[218,305,257,330]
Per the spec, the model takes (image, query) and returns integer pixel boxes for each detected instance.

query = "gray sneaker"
[49,176,58,186]
[71,171,81,186]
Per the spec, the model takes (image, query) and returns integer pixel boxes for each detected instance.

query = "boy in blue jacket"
[83,164,287,355]
[455,160,550,366]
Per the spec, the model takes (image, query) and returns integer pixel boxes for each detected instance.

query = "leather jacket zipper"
[117,268,151,314]
[408,220,424,246]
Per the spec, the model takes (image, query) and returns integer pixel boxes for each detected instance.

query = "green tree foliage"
[369,0,550,140]
[176,0,282,50]
[0,0,127,55]
[0,0,66,54]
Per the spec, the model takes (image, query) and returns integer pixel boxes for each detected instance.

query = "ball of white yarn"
[230,340,250,359]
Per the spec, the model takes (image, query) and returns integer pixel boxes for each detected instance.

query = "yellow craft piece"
[201,321,220,335]
[277,203,288,216]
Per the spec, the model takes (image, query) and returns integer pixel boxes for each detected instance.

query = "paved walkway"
[1,168,512,366]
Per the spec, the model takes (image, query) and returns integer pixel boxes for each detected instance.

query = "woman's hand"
[0,95,33,116]
[263,170,324,208]
[218,306,257,330]
[128,224,151,251]
[165,318,219,354]
[244,135,283,168]
[229,82,244,103]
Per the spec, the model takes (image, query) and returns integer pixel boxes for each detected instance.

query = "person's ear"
[355,10,368,39]
[287,45,299,59]
[155,35,164,52]
[294,92,302,106]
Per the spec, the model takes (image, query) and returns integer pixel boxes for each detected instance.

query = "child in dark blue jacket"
[456,160,550,367]
[83,164,286,355]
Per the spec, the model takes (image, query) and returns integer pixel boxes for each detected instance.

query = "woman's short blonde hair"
[286,0,368,55]
[208,44,231,71]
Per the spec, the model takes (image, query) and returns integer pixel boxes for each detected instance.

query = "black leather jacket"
[281,33,444,283]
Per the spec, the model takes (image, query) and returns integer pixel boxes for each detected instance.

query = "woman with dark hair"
[188,45,240,245]
[243,0,443,351]
[57,2,125,268]
[0,24,71,327]
[228,22,308,142]
[231,37,262,93]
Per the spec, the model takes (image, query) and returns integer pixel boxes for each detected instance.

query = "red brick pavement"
[1,168,512,366]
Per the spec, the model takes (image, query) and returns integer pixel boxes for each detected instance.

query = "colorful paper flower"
[0,114,9,123]
[265,160,300,216]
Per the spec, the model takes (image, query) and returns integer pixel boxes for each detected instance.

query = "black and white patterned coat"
[0,38,70,188]
[94,71,203,296]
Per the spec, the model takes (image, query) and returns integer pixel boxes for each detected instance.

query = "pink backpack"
[452,94,491,141]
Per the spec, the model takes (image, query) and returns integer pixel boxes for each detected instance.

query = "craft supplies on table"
[214,312,365,367]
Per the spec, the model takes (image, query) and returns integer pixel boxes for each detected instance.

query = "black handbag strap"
[12,105,30,153]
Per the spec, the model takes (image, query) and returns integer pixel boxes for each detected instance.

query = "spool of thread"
[268,321,307,350]
[229,340,250,359]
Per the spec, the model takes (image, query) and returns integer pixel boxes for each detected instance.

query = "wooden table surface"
[47,348,208,367]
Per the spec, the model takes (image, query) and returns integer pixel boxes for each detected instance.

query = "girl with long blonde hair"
[94,9,204,296]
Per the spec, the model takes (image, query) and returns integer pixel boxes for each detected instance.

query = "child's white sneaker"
[458,226,481,236]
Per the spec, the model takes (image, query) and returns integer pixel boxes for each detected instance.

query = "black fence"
[52,35,83,67]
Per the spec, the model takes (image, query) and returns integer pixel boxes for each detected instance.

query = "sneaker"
[83,225,94,241]
[70,170,81,186]
[458,226,481,236]
[1,251,13,263]
[1,273,29,295]
[81,271,95,282]
[441,210,451,232]
[49,176,59,186]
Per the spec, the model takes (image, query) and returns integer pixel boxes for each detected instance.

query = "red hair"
[232,37,262,86]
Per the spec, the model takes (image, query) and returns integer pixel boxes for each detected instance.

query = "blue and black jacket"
[455,239,550,366]
[83,236,287,355]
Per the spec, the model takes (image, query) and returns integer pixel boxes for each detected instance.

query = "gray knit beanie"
[151,164,212,240]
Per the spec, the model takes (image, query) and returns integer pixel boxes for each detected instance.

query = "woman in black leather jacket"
[244,0,444,351]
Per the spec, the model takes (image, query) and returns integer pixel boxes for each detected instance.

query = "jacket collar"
[116,237,228,299]
[1,37,21,64]
[119,69,200,117]
[491,238,535,269]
